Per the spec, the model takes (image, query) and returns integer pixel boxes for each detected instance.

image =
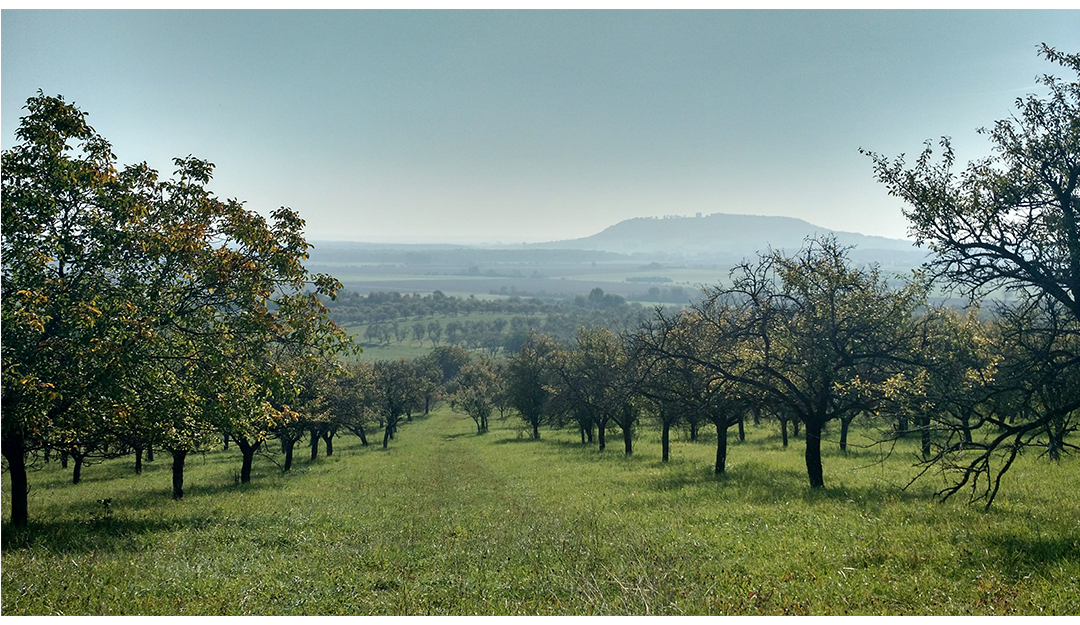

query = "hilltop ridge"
[532,212,923,265]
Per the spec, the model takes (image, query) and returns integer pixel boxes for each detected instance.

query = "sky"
[3,10,1079,244]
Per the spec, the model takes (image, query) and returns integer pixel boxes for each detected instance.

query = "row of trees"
[864,45,1080,503]
[496,238,929,486]
[490,46,1080,506]
[322,286,640,327]
[1,94,354,527]
[493,230,1075,507]
[358,297,653,356]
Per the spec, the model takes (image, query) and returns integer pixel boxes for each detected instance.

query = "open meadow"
[3,409,1077,615]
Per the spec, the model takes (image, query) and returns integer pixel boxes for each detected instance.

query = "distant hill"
[535,213,926,266]
[309,213,928,270]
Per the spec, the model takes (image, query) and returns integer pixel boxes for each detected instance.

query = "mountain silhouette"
[534,213,924,265]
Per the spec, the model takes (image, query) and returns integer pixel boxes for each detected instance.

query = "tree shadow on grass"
[2,473,287,552]
[978,531,1080,578]
[1,503,308,556]
[645,458,933,510]
[652,461,810,500]
[492,434,542,445]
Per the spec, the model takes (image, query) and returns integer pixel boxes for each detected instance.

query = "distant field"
[343,311,541,361]
[311,261,731,301]
[4,409,1077,615]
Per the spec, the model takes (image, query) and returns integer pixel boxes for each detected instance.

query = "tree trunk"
[715,419,728,474]
[532,421,539,440]
[283,437,295,472]
[737,414,745,442]
[134,446,143,474]
[793,419,801,438]
[622,422,633,455]
[236,438,260,484]
[839,416,852,452]
[804,419,824,489]
[598,421,606,451]
[780,417,789,448]
[309,427,320,461]
[661,421,670,462]
[753,406,761,426]
[383,424,392,448]
[1047,414,1065,463]
[897,413,909,437]
[171,450,187,500]
[921,414,932,461]
[147,447,154,462]
[71,451,84,485]
[322,430,334,457]
[354,424,369,446]
[223,433,229,450]
[2,433,29,528]
[61,451,69,469]
[690,420,699,442]
[580,426,586,444]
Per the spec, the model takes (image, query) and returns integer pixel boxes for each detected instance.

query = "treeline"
[331,287,655,353]
[322,287,645,324]
[1,95,355,527]
[363,46,1080,508]
[491,236,1077,508]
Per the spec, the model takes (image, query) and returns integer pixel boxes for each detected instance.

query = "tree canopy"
[643,237,927,488]
[2,93,351,525]
[865,45,1080,316]
[865,45,1080,505]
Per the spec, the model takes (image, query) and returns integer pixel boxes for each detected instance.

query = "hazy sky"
[3,10,1078,244]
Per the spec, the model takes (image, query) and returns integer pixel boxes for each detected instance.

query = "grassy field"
[3,409,1078,615]
[342,311,536,361]
[315,261,731,301]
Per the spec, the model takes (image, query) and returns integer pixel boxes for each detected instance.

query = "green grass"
[3,412,1078,615]
[344,311,542,361]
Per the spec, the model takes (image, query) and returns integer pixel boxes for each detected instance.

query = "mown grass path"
[3,409,1079,614]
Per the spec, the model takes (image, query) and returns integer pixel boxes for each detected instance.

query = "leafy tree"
[427,320,443,347]
[945,299,1078,505]
[449,356,497,434]
[372,359,422,448]
[410,357,443,417]
[865,45,1080,504]
[657,238,926,488]
[631,332,698,462]
[325,359,377,447]
[634,310,753,470]
[505,333,559,439]
[566,327,640,454]
[1,93,349,520]
[426,345,471,387]
[912,307,999,459]
[240,349,345,478]
[865,46,1080,320]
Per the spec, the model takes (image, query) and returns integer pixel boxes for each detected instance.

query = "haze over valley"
[308,212,928,298]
